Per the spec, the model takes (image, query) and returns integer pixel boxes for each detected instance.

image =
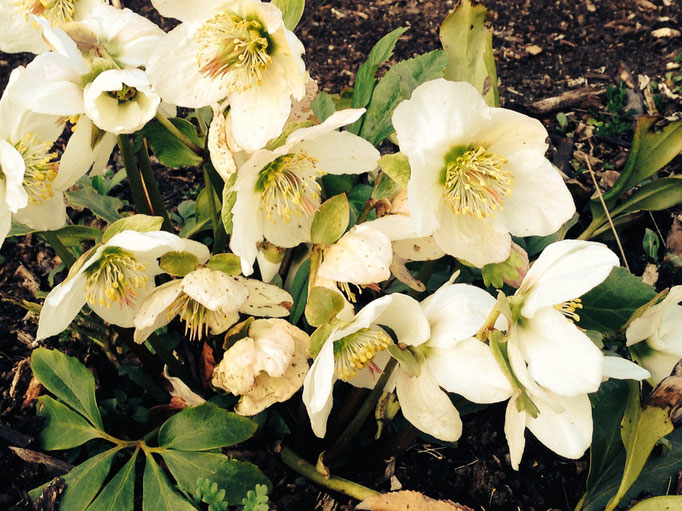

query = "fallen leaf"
[665,214,682,264]
[200,341,217,389]
[641,263,659,287]
[651,27,680,38]
[356,491,474,511]
[21,377,43,410]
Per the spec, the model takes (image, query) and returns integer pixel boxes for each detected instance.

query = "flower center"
[166,293,231,342]
[13,132,58,206]
[554,298,582,322]
[255,152,323,222]
[16,0,76,26]
[108,85,137,102]
[333,327,392,381]
[441,145,513,219]
[85,247,148,309]
[195,10,272,91]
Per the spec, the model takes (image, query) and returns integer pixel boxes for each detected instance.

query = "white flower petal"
[238,277,293,317]
[395,366,463,442]
[303,338,335,438]
[91,279,156,328]
[602,356,650,382]
[250,318,296,377]
[150,0,217,22]
[182,268,249,313]
[475,106,550,157]
[504,395,527,470]
[134,280,183,343]
[0,140,28,212]
[13,193,67,231]
[0,0,48,54]
[284,108,365,147]
[374,293,430,347]
[55,118,96,190]
[294,131,380,176]
[36,273,88,340]
[260,207,316,248]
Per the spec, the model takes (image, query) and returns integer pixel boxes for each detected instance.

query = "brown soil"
[1,1,681,510]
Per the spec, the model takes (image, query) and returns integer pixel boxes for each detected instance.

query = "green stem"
[324,358,398,464]
[40,231,76,268]
[117,135,152,215]
[203,167,226,253]
[577,217,604,240]
[475,303,501,341]
[136,139,173,231]
[356,199,375,224]
[155,113,203,155]
[279,446,380,501]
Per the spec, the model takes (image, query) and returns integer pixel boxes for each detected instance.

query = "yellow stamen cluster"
[85,248,148,309]
[196,10,272,91]
[166,293,231,341]
[442,145,513,219]
[16,0,76,26]
[256,152,323,222]
[334,328,392,381]
[13,132,58,206]
[555,298,583,322]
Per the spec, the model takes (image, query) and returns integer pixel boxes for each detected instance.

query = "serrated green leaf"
[305,286,345,327]
[86,451,137,511]
[578,267,657,332]
[439,0,499,106]
[36,396,102,450]
[609,177,682,218]
[142,453,197,511]
[159,251,201,277]
[31,348,104,430]
[158,403,257,451]
[348,27,409,134]
[206,253,242,275]
[271,0,305,30]
[311,92,336,122]
[140,118,204,168]
[214,459,271,506]
[159,450,226,494]
[103,215,164,243]
[311,194,350,245]
[629,496,682,510]
[288,258,310,325]
[66,185,124,224]
[360,50,448,145]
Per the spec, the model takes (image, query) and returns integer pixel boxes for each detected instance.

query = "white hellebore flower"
[230,109,380,275]
[0,67,93,246]
[212,318,310,415]
[133,267,293,343]
[13,5,165,136]
[627,285,682,385]
[37,231,210,340]
[0,0,103,54]
[503,239,649,469]
[392,78,575,267]
[147,0,308,151]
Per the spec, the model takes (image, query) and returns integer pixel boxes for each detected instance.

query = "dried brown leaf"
[356,491,474,511]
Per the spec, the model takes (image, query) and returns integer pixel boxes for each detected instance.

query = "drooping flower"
[0,0,103,54]
[230,109,380,275]
[502,240,649,469]
[391,78,575,267]
[133,267,293,344]
[36,231,209,340]
[212,318,310,415]
[627,285,682,385]
[147,0,308,151]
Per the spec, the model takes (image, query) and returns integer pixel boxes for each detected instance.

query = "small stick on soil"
[526,87,606,115]
[9,447,73,474]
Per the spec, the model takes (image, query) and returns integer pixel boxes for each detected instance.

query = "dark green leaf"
[86,451,137,511]
[610,177,682,218]
[66,186,124,224]
[103,215,164,243]
[143,453,197,511]
[36,396,102,450]
[629,496,682,510]
[311,92,336,122]
[642,228,660,259]
[214,459,271,506]
[288,258,310,325]
[360,50,448,145]
[52,226,103,246]
[578,267,657,332]
[158,403,257,451]
[159,450,225,494]
[31,348,104,429]
[141,118,204,168]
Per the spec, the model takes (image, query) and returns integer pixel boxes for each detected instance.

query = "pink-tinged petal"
[302,339,335,438]
[513,307,603,396]
[395,366,463,442]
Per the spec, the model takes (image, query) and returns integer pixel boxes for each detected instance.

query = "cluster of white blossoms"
[5,0,671,475]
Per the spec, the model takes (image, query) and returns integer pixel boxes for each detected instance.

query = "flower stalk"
[117,135,153,216]
[155,113,203,156]
[136,139,173,231]
[40,231,76,268]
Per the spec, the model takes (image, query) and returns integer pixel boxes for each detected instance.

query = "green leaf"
[348,27,409,134]
[378,153,410,188]
[305,286,345,327]
[439,0,499,106]
[265,120,312,151]
[642,228,660,259]
[29,448,119,510]
[66,185,124,224]
[288,258,310,325]
[31,348,104,430]
[309,323,332,359]
[87,451,137,511]
[158,403,257,451]
[103,215,164,243]
[206,253,242,275]
[360,50,448,145]
[629,496,682,510]
[159,251,201,277]
[271,0,305,30]
[140,118,204,168]
[8,220,35,237]
[601,116,682,205]
[52,226,103,246]
[371,172,401,201]
[310,194,350,245]
[159,450,226,494]
[221,174,237,234]
[311,92,336,122]
[36,396,102,450]
[214,459,271,506]
[522,216,578,257]
[578,267,657,332]
[610,177,682,218]
[142,453,197,511]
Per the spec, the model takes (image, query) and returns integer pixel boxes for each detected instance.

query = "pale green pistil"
[441,145,513,219]
[333,328,392,381]
[85,247,148,308]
